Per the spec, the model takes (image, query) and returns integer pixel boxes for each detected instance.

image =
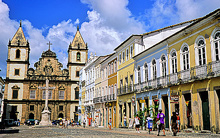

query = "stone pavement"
[0,125,219,138]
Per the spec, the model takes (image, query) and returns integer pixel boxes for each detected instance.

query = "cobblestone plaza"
[1,126,220,138]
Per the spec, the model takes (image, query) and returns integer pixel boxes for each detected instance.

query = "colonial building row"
[79,8,220,133]
[4,23,88,123]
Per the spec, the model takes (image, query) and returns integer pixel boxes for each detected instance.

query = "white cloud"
[0,0,19,77]
[0,1,77,77]
[74,19,80,25]
[80,0,146,56]
[146,0,220,31]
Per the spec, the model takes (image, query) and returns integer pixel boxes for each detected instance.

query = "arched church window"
[77,52,80,61]
[16,49,20,58]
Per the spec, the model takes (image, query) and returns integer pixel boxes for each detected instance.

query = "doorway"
[58,113,63,118]
[184,93,192,128]
[119,104,122,127]
[29,113,34,119]
[128,103,131,118]
[145,99,149,116]
[200,91,210,130]
[216,90,220,130]
[162,96,169,128]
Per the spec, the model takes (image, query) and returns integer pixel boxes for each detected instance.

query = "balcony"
[194,64,207,79]
[179,69,190,82]
[169,73,178,84]
[211,60,220,76]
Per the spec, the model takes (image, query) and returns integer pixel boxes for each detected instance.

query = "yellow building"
[166,9,220,132]
[114,35,142,128]
[106,53,117,128]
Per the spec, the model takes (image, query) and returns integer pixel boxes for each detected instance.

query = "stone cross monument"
[39,79,55,126]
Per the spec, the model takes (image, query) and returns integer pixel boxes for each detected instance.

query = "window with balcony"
[144,63,148,81]
[125,77,128,92]
[182,45,189,70]
[137,66,141,83]
[171,51,177,73]
[130,75,133,91]
[120,79,123,93]
[214,31,220,61]
[152,59,157,80]
[161,55,166,77]
[197,39,206,65]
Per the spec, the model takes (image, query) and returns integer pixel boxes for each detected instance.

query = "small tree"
[135,103,159,129]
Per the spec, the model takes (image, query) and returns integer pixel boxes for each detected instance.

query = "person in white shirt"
[135,114,140,133]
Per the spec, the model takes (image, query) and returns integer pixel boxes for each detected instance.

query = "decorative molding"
[11,85,20,89]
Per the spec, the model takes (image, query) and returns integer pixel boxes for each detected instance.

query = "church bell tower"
[68,26,88,81]
[6,21,30,80]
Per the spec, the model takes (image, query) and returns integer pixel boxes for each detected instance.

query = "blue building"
[134,41,171,130]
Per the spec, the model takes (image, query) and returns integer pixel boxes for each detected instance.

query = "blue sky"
[0,0,219,78]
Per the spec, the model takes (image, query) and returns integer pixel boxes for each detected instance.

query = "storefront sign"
[170,95,179,101]
[139,100,145,103]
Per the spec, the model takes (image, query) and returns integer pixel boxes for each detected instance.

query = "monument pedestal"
[39,110,52,126]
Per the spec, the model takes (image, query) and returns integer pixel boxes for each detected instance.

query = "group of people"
[156,109,180,136]
[123,109,180,136]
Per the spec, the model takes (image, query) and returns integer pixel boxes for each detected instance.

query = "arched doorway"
[58,113,63,118]
[29,113,34,119]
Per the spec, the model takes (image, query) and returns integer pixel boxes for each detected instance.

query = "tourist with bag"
[156,109,165,136]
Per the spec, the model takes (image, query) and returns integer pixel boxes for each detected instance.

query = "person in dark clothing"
[171,112,177,136]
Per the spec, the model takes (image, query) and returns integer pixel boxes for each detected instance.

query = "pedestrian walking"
[124,115,127,127]
[171,112,177,136]
[83,118,86,128]
[65,119,68,129]
[109,118,112,130]
[134,114,140,133]
[156,109,166,136]
[176,113,180,132]
[17,119,20,126]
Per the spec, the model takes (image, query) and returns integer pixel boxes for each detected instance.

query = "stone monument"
[39,79,55,126]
